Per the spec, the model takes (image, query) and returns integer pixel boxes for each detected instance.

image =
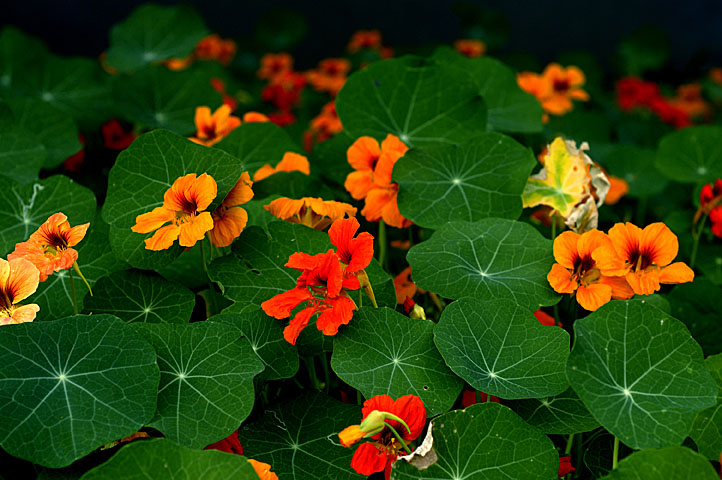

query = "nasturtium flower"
[393,266,416,305]
[667,83,710,120]
[248,459,278,480]
[710,207,722,238]
[261,71,306,111]
[194,34,236,66]
[616,77,661,112]
[533,309,557,327]
[9,213,90,282]
[558,456,575,477]
[548,230,634,311]
[264,197,356,230]
[254,151,310,181]
[347,30,382,53]
[304,101,343,151]
[328,217,374,275]
[189,105,241,146]
[209,172,254,247]
[102,119,136,150]
[518,64,588,117]
[592,222,694,295]
[204,429,243,455]
[132,173,217,251]
[604,175,629,205]
[307,58,351,95]
[453,39,486,58]
[257,53,293,80]
[0,257,40,326]
[339,394,427,476]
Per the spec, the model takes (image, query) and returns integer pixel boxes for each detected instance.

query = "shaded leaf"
[656,126,722,184]
[600,446,717,480]
[507,387,600,434]
[0,129,46,183]
[668,279,722,356]
[595,144,668,198]
[689,353,722,460]
[214,122,302,173]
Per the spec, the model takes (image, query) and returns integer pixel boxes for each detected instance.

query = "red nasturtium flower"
[558,456,575,477]
[132,173,217,251]
[248,459,278,480]
[592,223,694,295]
[533,309,557,327]
[304,101,343,151]
[204,429,243,455]
[261,71,306,111]
[194,34,236,66]
[393,266,416,305]
[63,133,85,172]
[547,230,634,311]
[9,213,90,282]
[102,119,136,150]
[460,390,500,407]
[254,152,310,181]
[347,30,382,53]
[453,39,486,58]
[0,257,40,326]
[257,53,293,80]
[339,394,427,477]
[209,172,254,247]
[264,197,357,230]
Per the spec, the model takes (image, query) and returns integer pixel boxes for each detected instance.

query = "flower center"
[628,249,655,272]
[553,78,571,93]
[376,431,404,457]
[572,255,596,285]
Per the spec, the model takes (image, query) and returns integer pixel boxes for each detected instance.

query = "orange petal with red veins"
[576,283,612,311]
[209,207,248,247]
[576,229,610,260]
[8,303,40,324]
[640,223,678,268]
[164,174,197,211]
[145,224,181,251]
[178,211,214,247]
[347,137,381,171]
[188,173,218,212]
[5,258,40,303]
[195,107,212,136]
[223,171,254,207]
[547,263,577,294]
[553,231,580,269]
[283,307,316,345]
[625,269,660,296]
[659,262,694,285]
[65,223,90,247]
[344,170,375,200]
[132,207,175,233]
[607,223,642,262]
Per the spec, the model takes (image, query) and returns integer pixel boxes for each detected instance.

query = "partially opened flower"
[189,105,241,146]
[548,230,633,311]
[254,152,310,181]
[454,39,486,58]
[9,213,90,282]
[248,459,278,480]
[132,173,217,250]
[0,257,40,326]
[592,222,694,295]
[304,101,343,151]
[339,394,426,476]
[604,176,629,205]
[558,456,576,477]
[209,172,254,247]
[264,197,356,230]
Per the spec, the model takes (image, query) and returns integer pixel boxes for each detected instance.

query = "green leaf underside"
[599,446,718,480]
[240,392,364,480]
[102,129,243,269]
[133,322,263,448]
[336,56,487,147]
[210,312,299,381]
[214,122,302,173]
[435,298,570,399]
[406,219,559,310]
[0,315,159,468]
[0,175,97,256]
[105,4,208,73]
[83,269,195,324]
[395,133,535,228]
[391,403,558,480]
[332,307,463,416]
[656,125,722,183]
[507,387,600,434]
[690,354,722,460]
[567,299,717,450]
[80,438,258,480]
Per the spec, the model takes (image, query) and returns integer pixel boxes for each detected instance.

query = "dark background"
[4,0,722,72]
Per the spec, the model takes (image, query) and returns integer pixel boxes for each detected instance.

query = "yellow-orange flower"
[667,83,711,119]
[518,64,589,116]
[548,230,633,311]
[307,58,351,96]
[454,39,486,58]
[194,34,236,66]
[248,459,278,480]
[254,152,311,181]
[189,105,241,146]
[209,172,254,247]
[257,53,293,80]
[0,257,40,326]
[605,176,629,205]
[9,213,90,282]
[592,222,694,296]
[264,197,357,230]
[132,173,217,250]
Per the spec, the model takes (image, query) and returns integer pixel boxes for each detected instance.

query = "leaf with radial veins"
[656,125,722,183]
[391,403,558,480]
[133,322,263,449]
[394,133,536,228]
[567,299,717,450]
[336,56,487,147]
[435,298,569,399]
[83,269,195,324]
[332,307,463,415]
[214,122,303,173]
[507,387,600,434]
[407,219,559,310]
[690,353,722,460]
[240,393,364,480]
[599,446,719,480]
[0,128,46,183]
[0,315,159,468]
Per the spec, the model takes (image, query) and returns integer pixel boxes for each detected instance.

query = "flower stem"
[320,353,331,394]
[73,262,93,296]
[358,288,363,308]
[378,220,387,269]
[304,356,320,390]
[551,213,558,240]
[384,422,412,454]
[612,436,620,469]
[68,270,78,315]
[690,214,707,269]
[565,433,574,455]
[200,238,209,277]
[429,291,445,312]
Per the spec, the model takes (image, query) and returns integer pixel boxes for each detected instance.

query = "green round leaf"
[615,26,669,76]
[83,269,195,324]
[0,27,49,93]
[656,126,722,183]
[80,438,259,480]
[0,129,46,183]
[567,299,717,449]
[210,312,299,381]
[507,387,600,434]
[690,353,722,460]
[407,219,559,310]
[133,322,263,448]
[332,307,463,416]
[0,315,159,468]
[0,175,96,256]
[240,392,364,480]
[435,298,569,399]
[600,446,718,480]
[102,129,243,269]
[214,122,302,173]
[336,56,487,147]
[391,403,558,480]
[105,4,208,73]
[668,279,722,357]
[596,144,668,198]
[395,133,535,228]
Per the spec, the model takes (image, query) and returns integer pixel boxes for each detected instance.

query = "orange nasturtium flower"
[189,105,241,146]
[592,222,694,296]
[194,34,236,66]
[132,173,217,251]
[0,257,40,325]
[339,394,427,476]
[547,230,634,311]
[307,58,351,96]
[604,176,629,205]
[264,197,357,230]
[347,30,382,53]
[453,39,486,58]
[248,459,278,480]
[209,172,254,247]
[257,53,293,80]
[517,63,589,117]
[253,152,311,181]
[393,266,417,305]
[9,213,90,282]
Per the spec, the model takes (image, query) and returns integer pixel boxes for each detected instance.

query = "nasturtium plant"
[656,126,722,183]
[595,145,668,198]
[599,446,719,480]
[689,353,722,460]
[0,125,46,183]
[507,387,601,434]
[215,122,303,173]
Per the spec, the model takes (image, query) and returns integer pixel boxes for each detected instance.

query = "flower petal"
[347,137,381,171]
[131,206,175,234]
[599,275,635,300]
[65,223,90,247]
[625,269,661,296]
[344,170,375,200]
[209,207,248,247]
[316,296,355,335]
[188,173,218,212]
[576,229,610,260]
[262,287,313,319]
[553,231,580,269]
[339,425,364,447]
[350,442,388,476]
[6,258,39,303]
[640,222,678,268]
[576,283,612,312]
[145,224,181,251]
[283,306,316,345]
[223,171,254,208]
[658,262,694,285]
[178,211,214,247]
[547,263,577,294]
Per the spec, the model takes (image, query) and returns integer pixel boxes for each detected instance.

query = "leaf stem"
[690,214,707,269]
[551,213,558,240]
[68,270,78,315]
[73,262,93,296]
[565,433,574,455]
[304,356,320,390]
[612,436,620,469]
[320,353,331,394]
[378,220,387,270]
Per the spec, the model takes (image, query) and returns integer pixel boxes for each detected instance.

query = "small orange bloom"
[209,172,254,247]
[593,222,694,295]
[248,459,278,480]
[393,266,416,304]
[9,213,90,282]
[194,34,236,66]
[304,101,343,151]
[189,105,241,146]
[164,56,193,71]
[0,257,40,326]
[454,39,486,58]
[518,64,588,117]
[264,197,357,230]
[710,67,722,85]
[547,230,634,311]
[132,173,217,250]
[254,152,311,181]
[605,176,629,205]
[347,30,382,53]
[257,53,293,80]
[667,83,711,119]
[307,58,351,96]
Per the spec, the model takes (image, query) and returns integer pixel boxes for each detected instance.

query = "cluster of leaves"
[1,3,722,480]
